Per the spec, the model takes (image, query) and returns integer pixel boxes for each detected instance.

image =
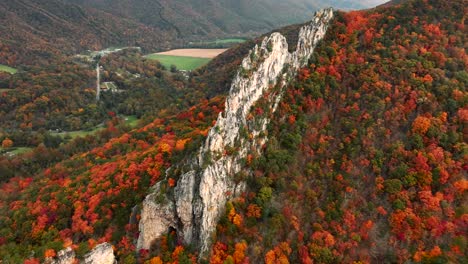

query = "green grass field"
[146,54,211,71]
[9,147,33,155]
[0,88,13,93]
[124,115,139,127]
[57,127,103,139]
[55,115,140,139]
[0,147,34,156]
[0,64,17,74]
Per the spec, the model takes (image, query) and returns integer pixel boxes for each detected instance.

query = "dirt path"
[156,49,227,58]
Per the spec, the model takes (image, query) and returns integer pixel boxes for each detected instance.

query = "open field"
[0,64,17,74]
[9,147,33,155]
[147,49,227,70]
[55,126,103,139]
[124,115,139,127]
[146,54,211,71]
[0,147,34,157]
[155,49,227,58]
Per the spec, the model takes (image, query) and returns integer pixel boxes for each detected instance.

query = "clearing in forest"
[0,64,17,74]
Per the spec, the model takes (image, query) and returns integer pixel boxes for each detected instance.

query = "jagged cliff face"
[137,8,334,255]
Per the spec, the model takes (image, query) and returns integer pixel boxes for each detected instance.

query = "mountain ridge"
[68,0,387,40]
[0,0,388,66]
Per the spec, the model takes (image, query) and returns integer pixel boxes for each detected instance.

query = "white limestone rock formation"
[136,181,177,250]
[43,243,115,264]
[82,243,115,264]
[137,8,334,256]
[44,247,75,264]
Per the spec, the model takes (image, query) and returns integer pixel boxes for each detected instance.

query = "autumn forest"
[0,0,466,263]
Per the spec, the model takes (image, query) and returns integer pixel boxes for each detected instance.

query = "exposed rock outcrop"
[137,181,177,250]
[82,242,115,264]
[137,8,334,256]
[56,248,75,264]
[44,247,75,264]
[43,242,114,264]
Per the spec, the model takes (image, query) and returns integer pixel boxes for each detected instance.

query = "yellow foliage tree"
[149,256,163,264]
[1,138,13,148]
[233,241,248,264]
[412,116,431,134]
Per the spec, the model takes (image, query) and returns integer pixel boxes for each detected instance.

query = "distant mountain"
[68,0,388,40]
[0,0,179,66]
[0,0,387,66]
[377,0,407,7]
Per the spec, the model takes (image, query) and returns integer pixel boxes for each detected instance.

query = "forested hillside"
[69,0,386,40]
[0,18,310,263]
[208,0,467,263]
[69,0,312,39]
[0,0,466,263]
[0,0,178,66]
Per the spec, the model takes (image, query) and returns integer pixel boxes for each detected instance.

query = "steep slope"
[0,0,178,66]
[137,8,334,256]
[0,78,227,262]
[203,0,468,263]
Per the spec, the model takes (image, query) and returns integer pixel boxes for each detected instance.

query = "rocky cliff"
[43,243,115,264]
[82,243,115,264]
[137,8,334,256]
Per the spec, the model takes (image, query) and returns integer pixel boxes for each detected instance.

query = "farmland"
[0,64,17,74]
[146,48,227,70]
[155,49,227,58]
